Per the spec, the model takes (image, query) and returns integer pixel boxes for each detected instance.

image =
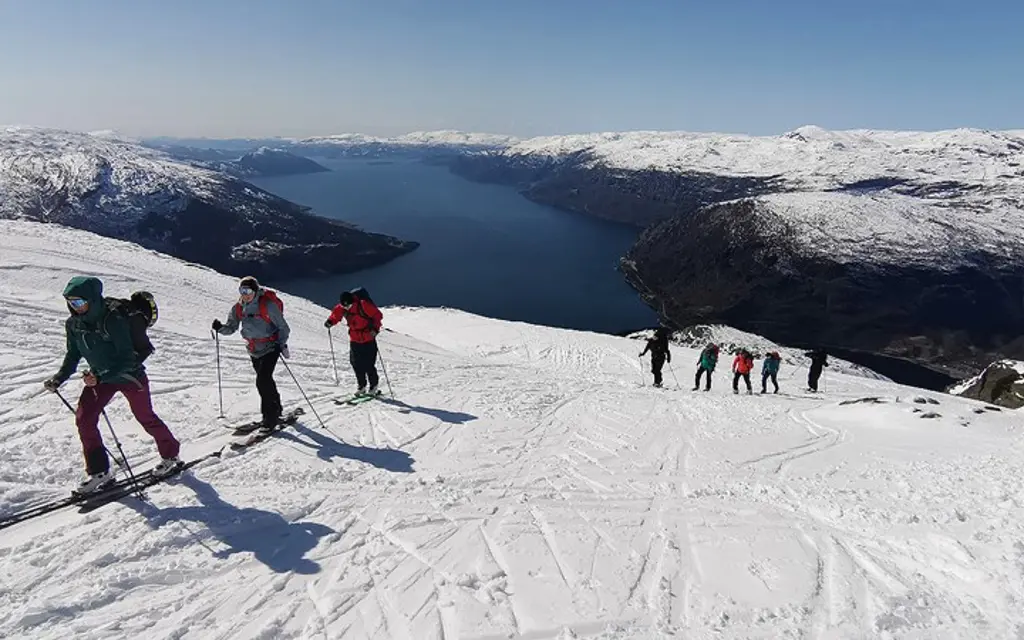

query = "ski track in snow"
[1,219,1024,639]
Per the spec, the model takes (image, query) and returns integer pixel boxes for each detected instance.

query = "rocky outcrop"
[0,127,417,281]
[948,360,1024,408]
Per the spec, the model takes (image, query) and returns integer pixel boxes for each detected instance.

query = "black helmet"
[339,291,354,305]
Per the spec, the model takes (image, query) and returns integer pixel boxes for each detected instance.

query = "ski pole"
[99,404,145,499]
[212,329,224,418]
[54,387,127,475]
[669,361,680,388]
[377,346,394,398]
[327,327,339,385]
[279,356,327,428]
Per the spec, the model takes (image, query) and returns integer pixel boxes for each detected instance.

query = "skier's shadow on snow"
[127,474,333,574]
[280,422,415,473]
[376,397,477,425]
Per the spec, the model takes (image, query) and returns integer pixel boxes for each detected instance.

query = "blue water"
[249,158,657,334]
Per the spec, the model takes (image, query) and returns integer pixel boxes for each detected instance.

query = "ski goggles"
[65,297,88,309]
[238,286,255,296]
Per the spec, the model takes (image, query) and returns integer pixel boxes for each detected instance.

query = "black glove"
[43,376,61,392]
[212,319,222,331]
[324,319,332,328]
[278,343,290,359]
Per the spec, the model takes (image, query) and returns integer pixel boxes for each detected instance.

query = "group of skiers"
[42,272,832,496]
[43,275,383,495]
[640,329,830,394]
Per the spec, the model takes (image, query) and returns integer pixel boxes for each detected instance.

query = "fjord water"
[250,159,657,334]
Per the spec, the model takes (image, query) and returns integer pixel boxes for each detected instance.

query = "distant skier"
[761,351,782,394]
[804,348,829,392]
[325,287,384,396]
[43,276,181,494]
[212,277,290,431]
[639,327,671,387]
[732,349,754,394]
[693,343,719,391]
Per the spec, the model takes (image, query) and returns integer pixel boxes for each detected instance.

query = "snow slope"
[2,220,1024,639]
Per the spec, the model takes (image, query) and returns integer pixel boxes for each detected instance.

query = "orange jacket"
[326,298,382,344]
[732,353,753,374]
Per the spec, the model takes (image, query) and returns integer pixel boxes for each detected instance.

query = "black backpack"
[350,287,373,304]
[104,291,158,363]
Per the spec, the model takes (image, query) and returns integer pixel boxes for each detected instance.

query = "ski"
[0,408,307,530]
[334,391,382,406]
[1,461,187,530]
[230,407,304,449]
[224,406,305,435]
[76,459,201,514]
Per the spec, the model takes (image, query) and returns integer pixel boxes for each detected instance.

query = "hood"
[63,276,105,323]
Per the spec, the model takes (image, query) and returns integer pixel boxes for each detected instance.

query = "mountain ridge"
[0,126,417,281]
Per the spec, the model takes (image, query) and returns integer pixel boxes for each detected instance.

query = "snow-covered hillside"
[504,125,1024,192]
[300,129,518,149]
[2,220,1024,639]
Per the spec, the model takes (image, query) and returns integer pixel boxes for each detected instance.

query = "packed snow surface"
[2,220,1023,639]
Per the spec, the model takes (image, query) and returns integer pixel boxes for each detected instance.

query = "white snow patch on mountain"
[1,220,1023,639]
[503,126,1024,192]
[0,126,225,226]
[300,129,518,147]
[756,191,1024,266]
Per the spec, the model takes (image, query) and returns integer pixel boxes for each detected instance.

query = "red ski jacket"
[326,298,383,344]
[732,353,754,375]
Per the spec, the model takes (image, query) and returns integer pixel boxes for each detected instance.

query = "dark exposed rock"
[948,360,1024,409]
[840,397,887,405]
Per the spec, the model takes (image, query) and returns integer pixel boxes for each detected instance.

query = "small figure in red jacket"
[732,349,754,395]
[325,288,383,396]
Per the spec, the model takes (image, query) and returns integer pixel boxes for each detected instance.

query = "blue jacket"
[762,356,781,375]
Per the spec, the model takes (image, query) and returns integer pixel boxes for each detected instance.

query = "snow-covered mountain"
[3,219,1023,639]
[294,129,518,158]
[0,126,416,280]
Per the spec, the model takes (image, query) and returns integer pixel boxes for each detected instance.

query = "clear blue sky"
[1,0,1021,138]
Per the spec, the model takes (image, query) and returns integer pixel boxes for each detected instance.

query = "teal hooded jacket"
[55,276,142,385]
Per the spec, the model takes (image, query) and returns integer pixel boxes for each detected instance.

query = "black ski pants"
[350,340,379,389]
[733,372,752,393]
[808,364,823,391]
[251,350,282,425]
[651,354,665,386]
[762,371,779,393]
[694,366,712,390]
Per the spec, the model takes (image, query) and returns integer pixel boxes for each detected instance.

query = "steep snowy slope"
[2,220,1023,639]
[0,126,417,280]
